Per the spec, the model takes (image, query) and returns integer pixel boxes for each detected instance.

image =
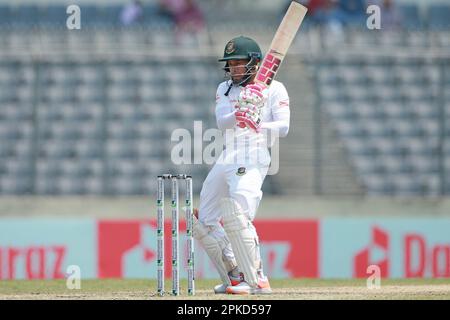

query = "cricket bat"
[255,1,308,87]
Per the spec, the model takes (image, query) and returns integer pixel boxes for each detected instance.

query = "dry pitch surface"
[0,279,449,300]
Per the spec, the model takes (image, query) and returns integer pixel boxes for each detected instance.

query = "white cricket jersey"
[215,80,290,166]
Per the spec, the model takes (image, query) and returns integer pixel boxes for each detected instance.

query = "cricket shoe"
[226,276,272,295]
[214,274,243,294]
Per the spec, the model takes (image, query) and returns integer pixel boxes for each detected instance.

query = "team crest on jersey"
[236,167,246,176]
[225,41,235,54]
[279,100,289,107]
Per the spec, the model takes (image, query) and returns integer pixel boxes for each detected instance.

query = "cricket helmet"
[218,36,262,62]
[219,36,262,87]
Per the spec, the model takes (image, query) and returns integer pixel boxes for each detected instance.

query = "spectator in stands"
[299,0,346,33]
[367,0,402,30]
[307,0,341,26]
[334,0,367,27]
[296,0,345,33]
[304,0,401,30]
[292,0,319,25]
[120,0,144,26]
[158,0,205,39]
[302,0,328,21]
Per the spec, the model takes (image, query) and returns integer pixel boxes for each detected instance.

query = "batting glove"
[237,83,268,110]
[235,106,262,133]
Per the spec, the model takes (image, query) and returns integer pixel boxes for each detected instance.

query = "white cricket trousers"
[198,161,269,263]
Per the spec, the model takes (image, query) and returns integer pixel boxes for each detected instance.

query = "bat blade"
[255,1,308,87]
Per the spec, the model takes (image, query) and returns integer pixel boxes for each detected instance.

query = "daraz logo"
[353,226,389,278]
[352,225,450,278]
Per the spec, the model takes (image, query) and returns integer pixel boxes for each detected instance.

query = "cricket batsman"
[193,36,290,294]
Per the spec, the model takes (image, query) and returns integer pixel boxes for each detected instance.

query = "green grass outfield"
[0,278,449,300]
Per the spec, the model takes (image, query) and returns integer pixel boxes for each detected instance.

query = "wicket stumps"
[157,174,195,296]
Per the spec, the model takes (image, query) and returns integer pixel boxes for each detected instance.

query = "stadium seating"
[318,53,449,196]
[0,54,218,195]
[427,4,450,31]
[398,4,423,31]
[1,3,174,29]
[0,2,449,197]
[0,2,447,31]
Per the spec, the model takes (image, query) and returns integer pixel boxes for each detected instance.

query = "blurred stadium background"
[0,0,449,292]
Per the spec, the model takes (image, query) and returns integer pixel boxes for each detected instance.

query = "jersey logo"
[236,167,246,176]
[279,100,289,107]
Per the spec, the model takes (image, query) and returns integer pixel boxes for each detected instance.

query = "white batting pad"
[220,198,260,287]
[193,216,236,285]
